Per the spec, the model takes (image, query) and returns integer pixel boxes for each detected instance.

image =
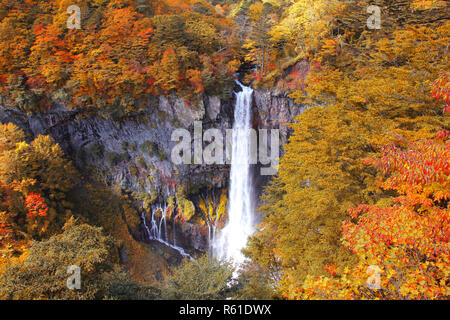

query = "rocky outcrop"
[253,89,306,146]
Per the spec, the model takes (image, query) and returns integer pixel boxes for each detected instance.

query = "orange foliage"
[295,77,450,299]
[298,137,449,299]
[0,0,237,112]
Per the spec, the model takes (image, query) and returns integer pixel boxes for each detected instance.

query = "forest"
[0,0,448,300]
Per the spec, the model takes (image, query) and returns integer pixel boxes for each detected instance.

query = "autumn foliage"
[0,0,449,300]
[297,136,450,300]
[245,0,449,300]
[25,193,48,217]
[0,0,239,114]
[283,69,449,299]
[433,72,450,114]
[0,123,76,242]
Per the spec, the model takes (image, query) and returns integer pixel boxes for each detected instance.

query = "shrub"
[160,255,236,300]
[140,141,159,157]
[106,152,130,166]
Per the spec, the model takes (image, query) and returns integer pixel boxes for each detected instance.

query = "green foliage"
[140,140,166,160]
[86,142,105,159]
[105,151,130,166]
[71,182,168,285]
[136,154,148,169]
[0,218,153,300]
[160,255,236,300]
[233,262,276,300]
[129,142,137,152]
[129,164,138,176]
[140,140,159,157]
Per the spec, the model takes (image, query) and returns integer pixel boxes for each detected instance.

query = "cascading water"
[213,81,254,265]
[141,203,192,260]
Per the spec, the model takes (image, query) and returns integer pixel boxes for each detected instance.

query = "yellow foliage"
[178,197,196,222]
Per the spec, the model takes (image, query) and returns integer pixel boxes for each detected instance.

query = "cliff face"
[254,89,306,144]
[0,89,305,255]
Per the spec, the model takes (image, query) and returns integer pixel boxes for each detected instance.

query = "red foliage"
[254,72,263,82]
[436,128,450,141]
[178,212,186,223]
[432,72,450,113]
[312,59,321,70]
[0,223,8,235]
[199,225,208,236]
[340,137,449,298]
[325,263,337,276]
[165,206,172,218]
[25,76,47,89]
[25,193,48,217]
[363,140,450,193]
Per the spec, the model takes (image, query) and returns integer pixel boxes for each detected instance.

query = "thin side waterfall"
[141,204,192,260]
[213,81,254,265]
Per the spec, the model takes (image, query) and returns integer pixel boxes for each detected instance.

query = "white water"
[213,81,254,265]
[141,203,192,260]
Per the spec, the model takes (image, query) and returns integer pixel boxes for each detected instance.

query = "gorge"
[0,87,306,273]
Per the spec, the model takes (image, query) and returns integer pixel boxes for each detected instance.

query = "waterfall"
[213,81,254,265]
[141,204,192,260]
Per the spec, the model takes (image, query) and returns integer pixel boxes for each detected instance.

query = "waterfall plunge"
[213,82,254,265]
[141,204,192,260]
[142,81,255,265]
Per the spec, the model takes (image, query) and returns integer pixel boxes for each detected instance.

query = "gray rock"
[206,96,221,121]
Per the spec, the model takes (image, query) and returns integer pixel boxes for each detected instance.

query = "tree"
[233,260,277,300]
[433,72,450,114]
[246,105,369,297]
[299,136,449,300]
[0,218,152,300]
[260,67,450,299]
[0,0,238,113]
[245,0,449,299]
[243,1,276,79]
[0,123,77,239]
[25,193,48,217]
[160,254,236,300]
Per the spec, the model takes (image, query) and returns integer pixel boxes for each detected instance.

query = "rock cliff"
[0,89,305,256]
